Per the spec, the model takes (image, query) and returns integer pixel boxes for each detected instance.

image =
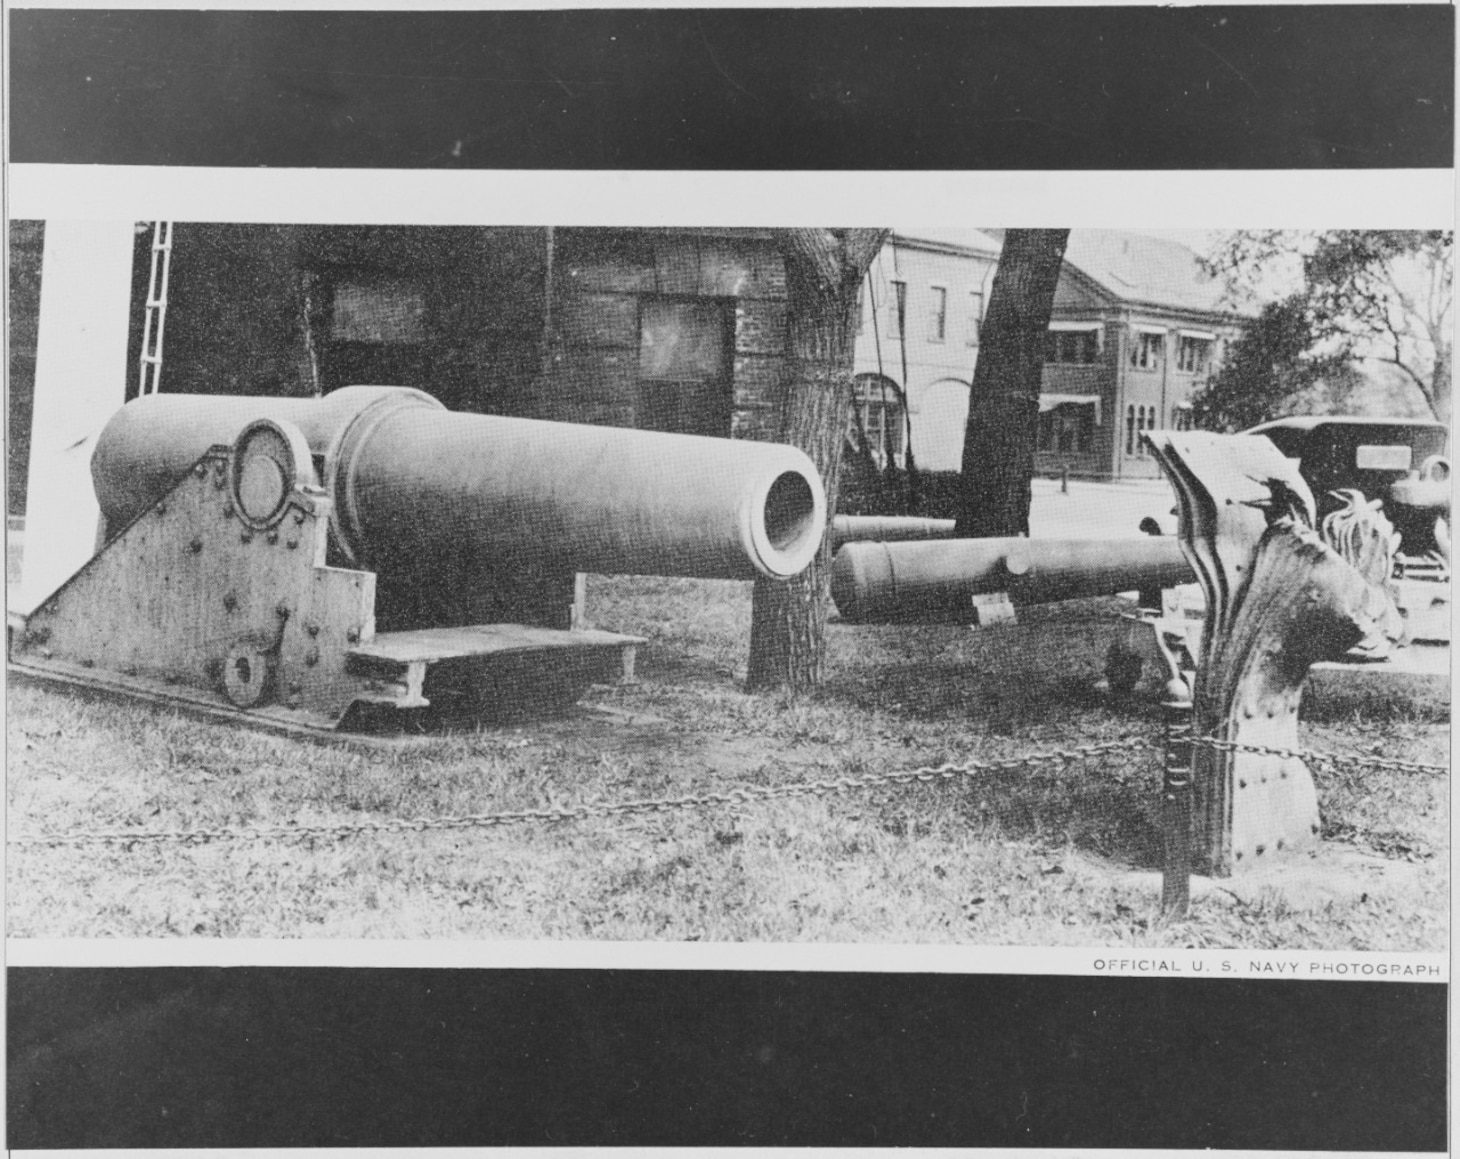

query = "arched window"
[847,373,906,465]
[1126,405,1136,455]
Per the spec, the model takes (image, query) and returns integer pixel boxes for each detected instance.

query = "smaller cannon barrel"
[831,515,958,547]
[832,536,1194,623]
[91,387,826,583]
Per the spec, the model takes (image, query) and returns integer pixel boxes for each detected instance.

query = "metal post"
[1161,697,1194,918]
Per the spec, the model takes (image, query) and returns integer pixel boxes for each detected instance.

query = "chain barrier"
[8,733,1445,852]
[1194,736,1447,778]
[10,738,1153,850]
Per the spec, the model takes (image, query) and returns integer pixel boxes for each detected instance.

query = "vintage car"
[1243,415,1450,561]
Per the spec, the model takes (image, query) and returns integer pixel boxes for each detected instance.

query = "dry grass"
[7,575,1449,947]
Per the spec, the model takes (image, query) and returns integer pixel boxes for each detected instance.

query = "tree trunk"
[955,229,1070,538]
[1427,327,1451,424]
[746,228,889,691]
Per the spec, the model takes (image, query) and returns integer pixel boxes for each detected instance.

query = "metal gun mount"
[1112,417,1451,703]
[10,387,827,734]
[1147,430,1407,875]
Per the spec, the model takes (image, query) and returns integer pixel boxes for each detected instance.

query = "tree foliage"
[954,229,1069,538]
[1202,230,1453,423]
[1189,295,1350,432]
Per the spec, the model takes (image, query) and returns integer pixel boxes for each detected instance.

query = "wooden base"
[11,619,644,738]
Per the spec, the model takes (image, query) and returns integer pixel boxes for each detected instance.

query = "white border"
[6,938,1448,981]
[8,165,1455,230]
[5,164,1452,978]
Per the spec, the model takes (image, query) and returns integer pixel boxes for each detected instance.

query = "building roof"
[890,228,1002,259]
[1061,230,1252,317]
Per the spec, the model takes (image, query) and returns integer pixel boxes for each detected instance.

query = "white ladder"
[137,221,173,395]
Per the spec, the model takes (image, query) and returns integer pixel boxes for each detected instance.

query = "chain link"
[9,731,1445,852]
[9,737,1154,850]
[1192,735,1448,777]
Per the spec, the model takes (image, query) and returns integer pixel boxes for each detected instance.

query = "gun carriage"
[10,387,827,733]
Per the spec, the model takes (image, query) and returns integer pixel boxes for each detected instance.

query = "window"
[848,374,905,464]
[1038,403,1094,454]
[889,280,907,340]
[966,291,983,346]
[1129,329,1165,371]
[1172,406,1194,432]
[929,285,947,342]
[637,297,733,437]
[331,280,427,344]
[1127,405,1160,455]
[1177,335,1212,373]
[639,298,729,380]
[1045,329,1100,365]
[320,276,430,390]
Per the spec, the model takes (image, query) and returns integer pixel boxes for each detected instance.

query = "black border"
[8,6,1455,169]
[6,7,1452,1152]
[8,967,1449,1149]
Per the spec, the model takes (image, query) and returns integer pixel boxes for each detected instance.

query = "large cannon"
[11,387,827,732]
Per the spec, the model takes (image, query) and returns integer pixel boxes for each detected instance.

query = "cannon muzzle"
[832,536,1194,623]
[92,387,826,583]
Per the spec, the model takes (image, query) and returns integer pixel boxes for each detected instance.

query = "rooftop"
[890,228,1002,258]
[1061,229,1252,316]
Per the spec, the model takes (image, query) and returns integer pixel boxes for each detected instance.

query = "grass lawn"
[7,575,1449,947]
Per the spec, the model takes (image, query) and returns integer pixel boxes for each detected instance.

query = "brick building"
[7,224,800,516]
[850,228,1252,480]
[125,225,795,439]
[1038,231,1252,480]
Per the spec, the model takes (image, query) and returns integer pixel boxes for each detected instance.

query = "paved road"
[1029,477,1178,540]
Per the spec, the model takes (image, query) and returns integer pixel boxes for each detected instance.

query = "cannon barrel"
[832,536,1194,623]
[92,386,826,582]
[831,514,958,547]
